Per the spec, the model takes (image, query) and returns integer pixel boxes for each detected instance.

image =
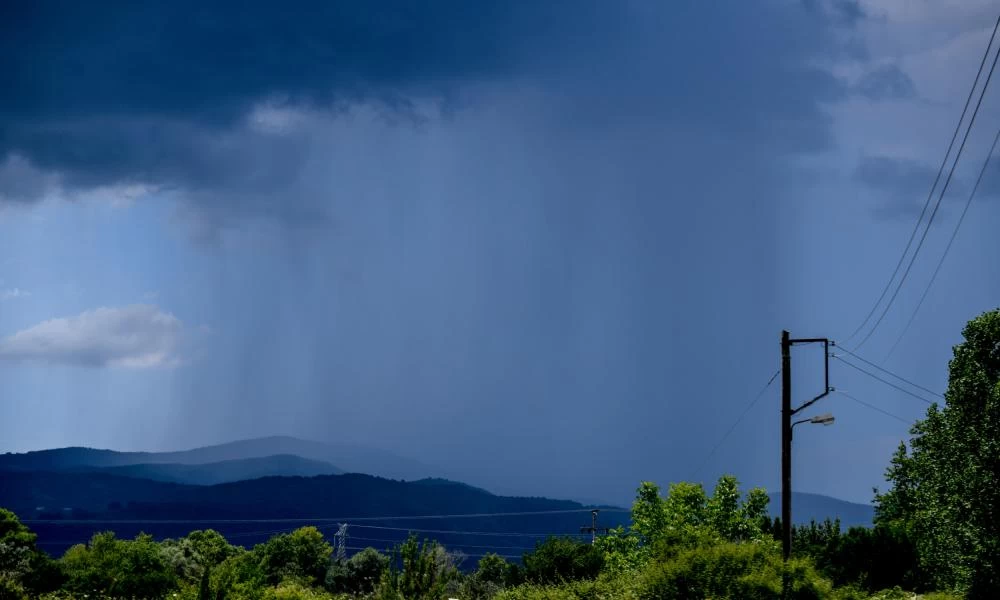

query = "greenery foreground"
[1,308,997,600]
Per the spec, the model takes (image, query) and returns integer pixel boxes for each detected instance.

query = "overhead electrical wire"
[883,125,1000,361]
[833,356,935,405]
[835,390,914,426]
[29,536,526,559]
[342,523,595,538]
[22,507,606,526]
[843,15,1000,347]
[834,345,943,399]
[344,535,536,551]
[852,20,1000,351]
[688,368,781,480]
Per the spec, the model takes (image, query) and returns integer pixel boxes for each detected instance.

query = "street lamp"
[792,413,835,432]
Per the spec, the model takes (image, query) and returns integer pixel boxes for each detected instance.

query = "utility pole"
[580,509,609,544]
[781,331,792,562]
[780,331,832,562]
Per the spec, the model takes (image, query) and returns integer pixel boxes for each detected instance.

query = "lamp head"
[810,413,835,426]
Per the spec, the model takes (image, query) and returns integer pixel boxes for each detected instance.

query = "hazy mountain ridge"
[0,437,875,548]
[0,468,626,556]
[768,492,875,529]
[0,470,594,518]
[64,454,342,486]
[0,436,436,482]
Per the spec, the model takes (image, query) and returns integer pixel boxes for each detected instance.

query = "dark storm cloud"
[0,0,604,124]
[0,0,861,228]
[856,155,966,220]
[0,0,613,209]
[854,64,918,101]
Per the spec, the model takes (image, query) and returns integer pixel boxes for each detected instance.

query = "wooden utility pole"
[580,509,609,544]
[781,331,792,562]
[780,331,832,562]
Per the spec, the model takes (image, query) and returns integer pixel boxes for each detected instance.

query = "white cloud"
[0,288,30,300]
[0,304,187,368]
[823,2,1000,194]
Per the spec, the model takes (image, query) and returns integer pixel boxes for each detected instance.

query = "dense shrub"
[325,547,389,595]
[256,527,333,587]
[496,575,638,600]
[375,535,460,600]
[920,592,965,600]
[263,580,336,599]
[161,529,240,583]
[59,532,177,599]
[0,576,28,600]
[784,518,924,592]
[460,553,520,600]
[521,537,604,585]
[638,540,833,600]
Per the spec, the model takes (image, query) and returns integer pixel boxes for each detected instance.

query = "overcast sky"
[2,0,999,507]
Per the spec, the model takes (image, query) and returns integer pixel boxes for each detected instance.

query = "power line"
[833,356,935,405]
[345,523,594,538]
[884,124,1000,361]
[689,368,780,480]
[22,508,624,549]
[836,390,914,426]
[227,521,593,544]
[853,21,1000,350]
[30,537,525,560]
[29,520,597,547]
[833,345,943,399]
[346,535,535,551]
[22,508,604,526]
[844,15,1000,347]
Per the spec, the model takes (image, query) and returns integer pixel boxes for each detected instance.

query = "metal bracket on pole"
[790,338,831,416]
[782,333,832,565]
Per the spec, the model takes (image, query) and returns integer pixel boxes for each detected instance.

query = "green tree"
[199,565,213,600]
[520,537,604,584]
[376,535,459,600]
[875,308,1000,597]
[213,549,266,600]
[0,577,28,600]
[0,508,60,595]
[593,526,647,576]
[255,526,332,587]
[190,530,240,567]
[631,476,771,558]
[60,531,177,599]
[162,530,238,583]
[325,546,389,595]
[476,552,514,586]
[460,552,517,599]
[781,518,921,592]
[0,509,34,594]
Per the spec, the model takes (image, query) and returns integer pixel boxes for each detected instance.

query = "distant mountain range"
[66,454,342,486]
[768,492,875,529]
[0,471,602,520]
[0,436,875,557]
[0,468,624,558]
[0,436,435,482]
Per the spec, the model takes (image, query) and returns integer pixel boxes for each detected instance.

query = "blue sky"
[1,0,1000,507]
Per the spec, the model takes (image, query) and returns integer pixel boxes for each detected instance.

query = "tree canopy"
[876,307,1000,597]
